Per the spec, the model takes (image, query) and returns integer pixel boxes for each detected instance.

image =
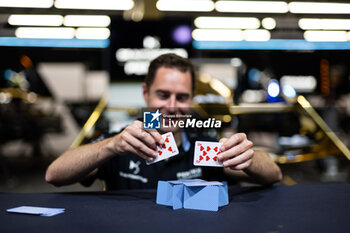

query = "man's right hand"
[110,120,164,162]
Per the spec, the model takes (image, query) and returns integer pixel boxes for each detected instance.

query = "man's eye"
[177,94,189,102]
[158,92,169,99]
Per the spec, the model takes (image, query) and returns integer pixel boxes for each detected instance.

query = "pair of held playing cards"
[146,132,223,167]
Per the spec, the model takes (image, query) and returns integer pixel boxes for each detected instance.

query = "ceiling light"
[299,18,350,30]
[0,0,53,8]
[304,30,347,42]
[15,27,75,39]
[289,2,350,14]
[156,0,214,12]
[194,17,260,29]
[8,14,63,26]
[267,80,280,98]
[244,30,271,41]
[215,1,288,13]
[173,25,192,44]
[281,75,316,93]
[192,29,243,41]
[282,85,297,98]
[262,18,276,30]
[230,58,242,67]
[55,0,134,10]
[75,28,110,39]
[64,15,111,27]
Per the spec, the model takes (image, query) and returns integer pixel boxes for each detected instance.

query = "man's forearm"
[224,150,282,185]
[45,137,116,186]
[243,150,282,185]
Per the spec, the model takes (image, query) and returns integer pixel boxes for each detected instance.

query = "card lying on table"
[6,206,65,217]
[146,132,179,165]
[194,141,223,167]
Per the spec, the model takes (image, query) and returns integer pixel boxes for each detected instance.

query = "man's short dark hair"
[145,53,195,93]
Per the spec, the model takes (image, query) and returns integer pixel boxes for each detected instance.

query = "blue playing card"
[183,185,219,211]
[6,206,65,217]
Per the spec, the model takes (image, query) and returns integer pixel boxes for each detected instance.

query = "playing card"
[6,206,65,217]
[193,141,223,167]
[183,181,224,186]
[146,132,179,165]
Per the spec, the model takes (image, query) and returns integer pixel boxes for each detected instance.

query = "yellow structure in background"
[70,94,109,148]
[296,95,350,161]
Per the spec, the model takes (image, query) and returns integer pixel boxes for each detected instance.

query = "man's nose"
[168,95,177,109]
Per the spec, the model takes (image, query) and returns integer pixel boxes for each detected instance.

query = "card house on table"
[156,179,229,211]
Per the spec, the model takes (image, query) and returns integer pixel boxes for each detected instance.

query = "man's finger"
[126,141,155,162]
[220,133,247,152]
[219,138,228,144]
[229,160,252,170]
[221,149,254,168]
[218,139,253,161]
[124,133,157,158]
[147,129,164,145]
[138,130,158,150]
[128,120,160,150]
[134,119,163,145]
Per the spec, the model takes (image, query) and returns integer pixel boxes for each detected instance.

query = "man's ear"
[142,82,148,103]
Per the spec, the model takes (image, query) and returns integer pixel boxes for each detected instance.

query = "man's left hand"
[218,133,254,170]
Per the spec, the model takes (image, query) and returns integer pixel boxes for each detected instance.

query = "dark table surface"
[1,183,350,233]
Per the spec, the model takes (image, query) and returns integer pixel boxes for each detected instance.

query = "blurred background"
[1,0,350,192]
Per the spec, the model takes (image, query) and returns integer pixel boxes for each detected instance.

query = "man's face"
[143,67,192,132]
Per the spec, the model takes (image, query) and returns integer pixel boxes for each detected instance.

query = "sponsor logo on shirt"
[129,160,141,174]
[119,172,148,183]
[176,168,202,180]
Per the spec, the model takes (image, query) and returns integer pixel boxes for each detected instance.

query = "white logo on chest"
[129,160,141,174]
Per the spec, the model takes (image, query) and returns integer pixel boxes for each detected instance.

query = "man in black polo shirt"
[45,54,282,190]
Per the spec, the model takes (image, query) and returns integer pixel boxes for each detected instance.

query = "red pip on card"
[146,132,179,165]
[194,141,223,167]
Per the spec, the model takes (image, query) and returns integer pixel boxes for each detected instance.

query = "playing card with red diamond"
[146,132,179,165]
[193,141,223,167]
